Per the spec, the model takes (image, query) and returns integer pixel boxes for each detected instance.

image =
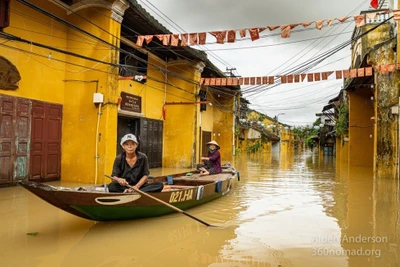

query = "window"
[0,0,10,30]
[119,43,148,83]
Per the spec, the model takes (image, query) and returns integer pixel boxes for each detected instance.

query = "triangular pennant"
[136,36,145,47]
[239,78,244,85]
[239,29,246,38]
[204,78,210,86]
[200,78,205,85]
[307,73,314,82]
[180,34,188,46]
[287,75,293,83]
[267,26,279,31]
[162,35,171,46]
[190,33,198,45]
[198,32,206,45]
[337,16,349,23]
[350,69,357,78]
[354,15,366,28]
[144,35,153,44]
[357,68,365,77]
[221,78,227,86]
[280,76,287,84]
[268,76,274,84]
[262,76,268,84]
[215,78,221,86]
[301,22,313,28]
[227,30,236,43]
[256,77,262,85]
[232,78,239,86]
[301,74,307,81]
[294,74,300,83]
[244,77,250,85]
[250,77,255,85]
[280,25,291,38]
[335,70,343,79]
[210,31,227,44]
[249,28,260,41]
[227,78,233,86]
[314,73,321,81]
[343,70,350,78]
[210,78,216,86]
[170,34,179,46]
[327,19,333,26]
[258,27,267,33]
[316,20,324,30]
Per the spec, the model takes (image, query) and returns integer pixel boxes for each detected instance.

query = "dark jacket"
[111,151,150,185]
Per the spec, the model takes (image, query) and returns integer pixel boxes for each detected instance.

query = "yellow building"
[0,0,238,186]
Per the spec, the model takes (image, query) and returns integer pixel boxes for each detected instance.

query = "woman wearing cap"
[108,134,164,193]
[196,140,222,176]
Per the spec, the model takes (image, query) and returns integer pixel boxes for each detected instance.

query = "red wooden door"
[0,96,15,185]
[30,101,62,181]
[14,98,31,180]
[0,96,31,186]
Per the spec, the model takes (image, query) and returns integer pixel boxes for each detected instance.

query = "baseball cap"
[120,134,139,146]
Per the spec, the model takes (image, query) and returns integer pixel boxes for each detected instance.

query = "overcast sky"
[138,0,373,126]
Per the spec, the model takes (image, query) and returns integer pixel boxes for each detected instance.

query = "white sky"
[138,0,373,126]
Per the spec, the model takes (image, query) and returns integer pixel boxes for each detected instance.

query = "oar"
[104,175,215,227]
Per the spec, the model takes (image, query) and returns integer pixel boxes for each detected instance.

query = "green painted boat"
[18,165,238,221]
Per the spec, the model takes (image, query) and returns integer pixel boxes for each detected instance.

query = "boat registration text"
[169,189,194,203]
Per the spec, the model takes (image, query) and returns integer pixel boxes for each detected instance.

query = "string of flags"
[200,63,400,86]
[135,10,394,47]
[199,67,373,86]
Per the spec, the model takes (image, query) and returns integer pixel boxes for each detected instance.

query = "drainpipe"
[95,103,102,185]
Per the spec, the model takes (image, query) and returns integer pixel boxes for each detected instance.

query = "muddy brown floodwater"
[1,149,399,266]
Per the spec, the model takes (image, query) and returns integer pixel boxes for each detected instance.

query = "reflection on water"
[1,149,399,266]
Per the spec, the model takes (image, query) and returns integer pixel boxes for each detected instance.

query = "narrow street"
[1,149,398,267]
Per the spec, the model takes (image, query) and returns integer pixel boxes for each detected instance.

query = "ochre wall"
[347,90,374,167]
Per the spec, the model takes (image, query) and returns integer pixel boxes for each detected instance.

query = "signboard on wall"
[120,92,142,113]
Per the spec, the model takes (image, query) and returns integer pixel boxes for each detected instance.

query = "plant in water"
[336,103,349,136]
[246,140,262,153]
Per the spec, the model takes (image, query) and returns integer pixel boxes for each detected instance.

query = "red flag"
[370,0,378,9]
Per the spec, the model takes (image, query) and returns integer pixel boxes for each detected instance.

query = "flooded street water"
[1,149,400,267]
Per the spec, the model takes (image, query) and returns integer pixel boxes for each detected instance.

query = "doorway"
[117,116,163,168]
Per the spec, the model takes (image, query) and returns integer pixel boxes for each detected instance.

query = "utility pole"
[225,67,237,77]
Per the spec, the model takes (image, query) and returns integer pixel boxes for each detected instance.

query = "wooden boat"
[18,164,238,221]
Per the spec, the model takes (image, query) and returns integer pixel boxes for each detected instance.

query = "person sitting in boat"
[196,140,222,176]
[108,134,164,193]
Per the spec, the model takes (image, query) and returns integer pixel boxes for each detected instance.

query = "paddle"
[104,175,215,227]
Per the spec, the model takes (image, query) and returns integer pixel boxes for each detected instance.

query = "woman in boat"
[108,134,164,193]
[196,140,222,176]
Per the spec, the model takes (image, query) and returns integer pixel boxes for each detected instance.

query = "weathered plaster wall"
[368,41,400,179]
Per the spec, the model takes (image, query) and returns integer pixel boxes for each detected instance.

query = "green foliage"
[246,141,262,153]
[336,103,349,136]
[235,147,241,153]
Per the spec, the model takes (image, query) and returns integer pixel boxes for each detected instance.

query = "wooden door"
[30,101,62,181]
[0,95,15,185]
[201,131,211,157]
[0,95,31,186]
[140,118,163,168]
[14,98,31,180]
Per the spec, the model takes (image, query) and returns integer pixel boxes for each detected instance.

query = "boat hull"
[18,170,236,221]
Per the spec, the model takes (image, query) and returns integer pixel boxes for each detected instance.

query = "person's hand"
[123,186,138,193]
[114,177,128,186]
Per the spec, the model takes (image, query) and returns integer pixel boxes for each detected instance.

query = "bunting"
[197,65,396,86]
[134,10,393,47]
